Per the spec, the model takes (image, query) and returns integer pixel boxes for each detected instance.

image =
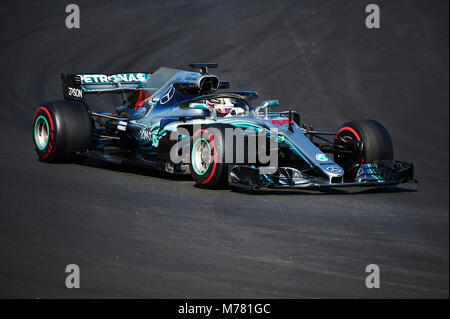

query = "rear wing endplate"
[61,72,150,101]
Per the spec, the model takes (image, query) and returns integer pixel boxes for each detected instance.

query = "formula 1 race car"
[32,63,415,190]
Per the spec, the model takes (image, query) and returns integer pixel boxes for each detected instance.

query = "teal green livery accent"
[34,116,49,151]
[189,103,209,110]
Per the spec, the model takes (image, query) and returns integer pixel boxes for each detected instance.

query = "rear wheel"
[32,100,92,162]
[334,119,393,180]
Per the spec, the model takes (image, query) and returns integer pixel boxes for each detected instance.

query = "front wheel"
[334,119,393,180]
[189,125,230,189]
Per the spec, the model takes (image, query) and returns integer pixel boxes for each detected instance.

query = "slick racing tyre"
[189,125,231,189]
[32,100,92,162]
[334,119,393,180]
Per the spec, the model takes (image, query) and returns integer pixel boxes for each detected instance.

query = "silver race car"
[32,63,415,190]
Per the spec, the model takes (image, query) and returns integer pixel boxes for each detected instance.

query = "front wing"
[228,160,415,190]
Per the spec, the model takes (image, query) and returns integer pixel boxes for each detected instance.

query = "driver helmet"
[206,98,235,115]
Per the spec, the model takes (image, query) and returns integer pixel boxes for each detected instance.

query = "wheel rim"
[335,128,364,180]
[192,138,212,175]
[335,130,363,164]
[34,115,49,151]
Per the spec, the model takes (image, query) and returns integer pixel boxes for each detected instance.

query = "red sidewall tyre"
[189,126,229,189]
[334,119,394,180]
[32,106,57,162]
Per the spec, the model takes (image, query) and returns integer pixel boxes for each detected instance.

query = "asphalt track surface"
[0,0,448,298]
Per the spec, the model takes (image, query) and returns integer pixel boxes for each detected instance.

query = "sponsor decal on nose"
[316,153,328,161]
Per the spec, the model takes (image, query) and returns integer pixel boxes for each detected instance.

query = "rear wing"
[61,72,150,101]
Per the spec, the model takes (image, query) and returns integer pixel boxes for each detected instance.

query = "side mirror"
[255,100,280,118]
[267,100,279,107]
